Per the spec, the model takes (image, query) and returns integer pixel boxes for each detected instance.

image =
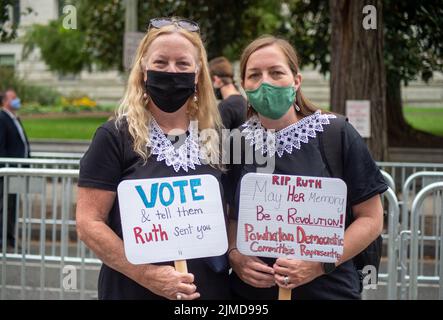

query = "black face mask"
[213,87,223,100]
[145,70,196,113]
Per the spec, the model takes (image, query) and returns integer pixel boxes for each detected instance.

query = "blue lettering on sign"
[135,184,158,208]
[135,178,205,208]
[172,180,188,203]
[190,178,204,201]
[159,182,174,206]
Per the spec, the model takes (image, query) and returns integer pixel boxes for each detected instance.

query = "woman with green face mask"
[226,36,388,300]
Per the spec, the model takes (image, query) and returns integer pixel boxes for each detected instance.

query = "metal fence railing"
[30,152,84,160]
[408,182,443,300]
[0,159,442,299]
[0,158,80,170]
[0,168,100,300]
[378,187,400,300]
[377,162,443,195]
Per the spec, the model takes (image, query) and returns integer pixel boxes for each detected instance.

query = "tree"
[0,0,17,41]
[384,0,443,147]
[329,0,387,160]
[286,0,443,155]
[137,0,282,60]
[76,0,125,71]
[22,19,91,75]
[58,0,283,71]
[284,0,330,75]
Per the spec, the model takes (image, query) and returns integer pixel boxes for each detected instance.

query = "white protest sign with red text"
[237,173,347,263]
[117,174,228,264]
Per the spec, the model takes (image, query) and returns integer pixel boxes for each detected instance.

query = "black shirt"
[227,116,388,300]
[0,109,30,158]
[218,95,247,130]
[78,118,230,300]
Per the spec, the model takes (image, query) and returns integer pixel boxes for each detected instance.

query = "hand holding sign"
[135,263,199,300]
[237,173,347,300]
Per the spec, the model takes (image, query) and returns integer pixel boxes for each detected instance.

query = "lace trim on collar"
[242,110,336,157]
[146,117,205,172]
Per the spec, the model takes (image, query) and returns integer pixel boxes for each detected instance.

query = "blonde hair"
[116,24,222,164]
[240,35,319,117]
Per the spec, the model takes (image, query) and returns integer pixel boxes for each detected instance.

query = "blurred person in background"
[0,89,30,251]
[209,57,247,130]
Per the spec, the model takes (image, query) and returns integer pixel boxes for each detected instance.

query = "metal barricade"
[409,182,443,300]
[30,152,84,160]
[381,170,396,192]
[363,186,400,300]
[377,162,443,195]
[401,172,443,230]
[0,168,100,300]
[383,187,400,300]
[0,158,80,170]
[396,172,443,299]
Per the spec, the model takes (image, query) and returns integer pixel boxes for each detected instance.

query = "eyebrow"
[246,65,286,72]
[152,54,193,61]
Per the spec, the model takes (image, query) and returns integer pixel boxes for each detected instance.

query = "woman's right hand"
[136,264,200,300]
[229,249,275,288]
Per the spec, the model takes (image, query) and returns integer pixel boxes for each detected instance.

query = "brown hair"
[240,35,318,117]
[209,56,234,85]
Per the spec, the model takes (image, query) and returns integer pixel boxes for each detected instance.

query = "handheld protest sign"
[237,173,347,300]
[117,174,228,273]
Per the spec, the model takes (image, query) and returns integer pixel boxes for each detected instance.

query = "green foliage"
[285,0,443,83]
[22,19,90,74]
[0,67,61,105]
[384,0,443,84]
[21,0,123,73]
[22,0,284,72]
[284,0,330,73]
[16,0,442,85]
[52,0,284,71]
[75,0,125,71]
[139,0,283,60]
[0,0,17,41]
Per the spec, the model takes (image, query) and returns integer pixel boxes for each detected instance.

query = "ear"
[195,63,201,85]
[143,66,148,82]
[294,73,302,91]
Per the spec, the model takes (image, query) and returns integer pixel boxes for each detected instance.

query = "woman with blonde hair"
[76,17,229,300]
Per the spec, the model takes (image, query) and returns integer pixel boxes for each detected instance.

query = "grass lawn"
[403,106,443,136]
[20,106,442,140]
[22,116,109,140]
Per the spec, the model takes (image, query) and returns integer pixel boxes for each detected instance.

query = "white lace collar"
[146,117,205,172]
[242,110,336,157]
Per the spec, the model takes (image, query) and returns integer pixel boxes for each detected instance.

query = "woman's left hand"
[273,258,324,289]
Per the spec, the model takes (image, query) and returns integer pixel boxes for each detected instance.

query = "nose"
[166,62,179,73]
[261,71,273,84]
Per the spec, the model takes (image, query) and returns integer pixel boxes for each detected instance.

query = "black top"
[227,117,388,300]
[0,110,30,158]
[218,94,247,130]
[78,118,230,300]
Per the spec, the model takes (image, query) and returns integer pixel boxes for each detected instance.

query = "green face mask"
[245,82,296,120]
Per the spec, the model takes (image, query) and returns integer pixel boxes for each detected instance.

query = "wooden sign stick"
[279,287,292,300]
[174,260,188,273]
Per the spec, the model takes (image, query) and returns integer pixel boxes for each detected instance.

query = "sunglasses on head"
[148,17,200,33]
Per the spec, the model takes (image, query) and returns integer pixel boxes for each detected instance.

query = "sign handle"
[278,287,292,300]
[174,260,188,273]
